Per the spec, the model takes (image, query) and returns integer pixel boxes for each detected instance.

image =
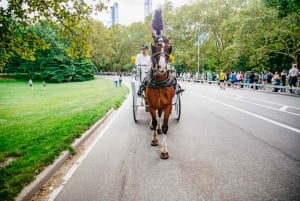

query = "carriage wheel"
[133,94,138,122]
[131,82,138,122]
[174,93,181,121]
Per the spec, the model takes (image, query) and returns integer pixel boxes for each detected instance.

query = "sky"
[96,0,191,26]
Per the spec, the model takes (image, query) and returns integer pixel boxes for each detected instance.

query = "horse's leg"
[160,105,172,159]
[149,108,158,146]
[157,109,163,134]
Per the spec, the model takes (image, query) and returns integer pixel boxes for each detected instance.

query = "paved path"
[51,78,300,201]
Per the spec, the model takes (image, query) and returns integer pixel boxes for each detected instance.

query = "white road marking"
[47,97,129,201]
[279,105,289,111]
[246,96,300,110]
[188,91,300,134]
[228,92,300,110]
[233,96,243,100]
[217,92,300,117]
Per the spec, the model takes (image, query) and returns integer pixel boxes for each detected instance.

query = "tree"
[87,20,114,72]
[42,55,74,83]
[231,0,299,71]
[263,0,300,18]
[0,0,108,70]
[72,58,96,81]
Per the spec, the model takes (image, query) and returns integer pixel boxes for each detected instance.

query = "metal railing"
[191,79,300,95]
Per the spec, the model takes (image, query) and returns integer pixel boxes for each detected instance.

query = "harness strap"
[148,73,175,88]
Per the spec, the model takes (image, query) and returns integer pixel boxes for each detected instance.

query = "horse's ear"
[151,42,155,54]
[152,32,156,40]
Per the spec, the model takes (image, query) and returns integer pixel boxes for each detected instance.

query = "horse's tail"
[151,8,163,36]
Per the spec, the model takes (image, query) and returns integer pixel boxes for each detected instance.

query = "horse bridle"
[151,36,171,75]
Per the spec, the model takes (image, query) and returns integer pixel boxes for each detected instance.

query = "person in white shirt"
[288,63,299,93]
[29,79,33,90]
[136,44,151,96]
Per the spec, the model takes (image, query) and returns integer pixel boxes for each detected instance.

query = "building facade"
[111,2,119,25]
[144,0,152,19]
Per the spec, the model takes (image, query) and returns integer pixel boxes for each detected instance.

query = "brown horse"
[145,10,175,159]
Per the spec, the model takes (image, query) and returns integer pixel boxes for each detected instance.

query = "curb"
[15,109,115,201]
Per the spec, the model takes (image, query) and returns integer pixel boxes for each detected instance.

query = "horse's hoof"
[160,152,169,159]
[157,129,162,134]
[151,140,158,146]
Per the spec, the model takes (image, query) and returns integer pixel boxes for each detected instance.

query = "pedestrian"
[230,72,236,88]
[119,73,122,87]
[43,80,46,89]
[245,72,250,88]
[273,71,281,92]
[219,71,226,90]
[288,63,299,93]
[249,71,255,88]
[239,71,244,88]
[113,73,118,87]
[29,79,33,90]
[280,69,287,92]
[236,72,241,86]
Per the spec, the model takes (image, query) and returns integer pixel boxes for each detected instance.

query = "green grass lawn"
[0,78,129,200]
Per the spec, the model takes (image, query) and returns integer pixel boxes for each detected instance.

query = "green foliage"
[41,57,96,83]
[4,21,97,82]
[72,58,96,81]
[41,56,74,83]
[0,0,108,70]
[67,146,77,155]
[263,0,300,17]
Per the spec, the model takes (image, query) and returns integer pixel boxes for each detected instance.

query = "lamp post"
[197,27,207,81]
[197,32,200,81]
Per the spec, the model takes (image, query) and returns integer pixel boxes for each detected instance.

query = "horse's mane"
[151,9,163,36]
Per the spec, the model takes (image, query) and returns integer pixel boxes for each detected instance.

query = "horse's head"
[151,33,172,77]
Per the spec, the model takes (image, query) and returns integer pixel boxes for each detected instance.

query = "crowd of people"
[179,64,299,94]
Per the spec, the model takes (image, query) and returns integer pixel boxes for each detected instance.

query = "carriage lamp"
[169,55,175,63]
[131,56,136,63]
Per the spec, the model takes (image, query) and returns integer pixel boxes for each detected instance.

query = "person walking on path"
[29,79,33,90]
[113,73,118,87]
[43,80,46,89]
[118,73,123,87]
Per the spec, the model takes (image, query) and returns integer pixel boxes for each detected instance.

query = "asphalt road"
[52,78,300,201]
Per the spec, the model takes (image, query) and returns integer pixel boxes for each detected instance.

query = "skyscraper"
[144,0,152,19]
[110,2,119,25]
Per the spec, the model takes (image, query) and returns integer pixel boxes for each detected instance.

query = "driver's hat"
[140,44,148,50]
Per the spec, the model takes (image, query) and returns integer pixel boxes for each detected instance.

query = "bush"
[72,58,96,82]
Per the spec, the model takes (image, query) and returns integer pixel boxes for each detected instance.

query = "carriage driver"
[136,44,184,96]
[136,44,151,96]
